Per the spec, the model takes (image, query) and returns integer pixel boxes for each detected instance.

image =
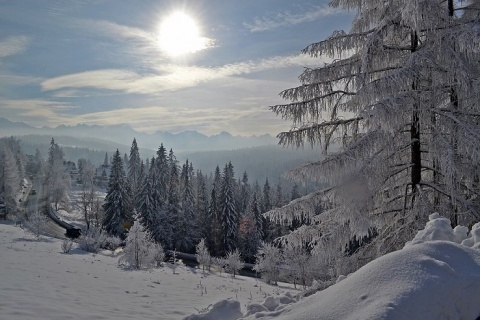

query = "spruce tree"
[128,138,142,209]
[166,149,180,250]
[196,170,210,244]
[219,162,238,255]
[176,160,198,253]
[103,149,132,238]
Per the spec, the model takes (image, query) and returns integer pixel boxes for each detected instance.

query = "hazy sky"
[0,0,352,136]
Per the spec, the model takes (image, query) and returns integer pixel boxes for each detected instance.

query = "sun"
[158,12,208,56]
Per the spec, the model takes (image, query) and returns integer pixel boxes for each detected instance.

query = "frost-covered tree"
[224,249,243,278]
[29,210,45,239]
[0,144,21,218]
[209,165,222,255]
[44,138,70,210]
[80,160,97,230]
[219,162,238,255]
[268,0,480,263]
[138,158,158,234]
[196,171,210,244]
[119,216,164,269]
[282,245,312,289]
[176,159,198,253]
[103,149,132,238]
[253,242,281,285]
[166,149,181,249]
[128,138,142,209]
[196,238,212,273]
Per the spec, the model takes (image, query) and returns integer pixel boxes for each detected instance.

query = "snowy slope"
[0,222,291,320]
[190,214,480,320]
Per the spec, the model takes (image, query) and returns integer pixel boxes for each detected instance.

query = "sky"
[0,0,353,136]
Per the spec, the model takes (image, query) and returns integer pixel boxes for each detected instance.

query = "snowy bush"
[253,242,282,285]
[61,239,73,254]
[99,235,122,251]
[224,249,243,278]
[78,226,104,253]
[29,210,45,238]
[196,238,212,273]
[118,219,163,269]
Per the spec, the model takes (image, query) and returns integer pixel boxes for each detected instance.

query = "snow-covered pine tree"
[267,0,480,264]
[138,158,158,235]
[156,144,169,208]
[103,149,133,238]
[176,159,198,253]
[128,138,142,210]
[103,152,109,168]
[209,165,222,255]
[239,171,251,215]
[196,170,210,244]
[166,149,181,250]
[219,162,238,255]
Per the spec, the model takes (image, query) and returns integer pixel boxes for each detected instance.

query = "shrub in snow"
[99,235,121,251]
[253,242,281,285]
[195,238,212,273]
[78,226,104,253]
[224,249,243,277]
[118,219,163,269]
[29,210,45,238]
[61,239,73,254]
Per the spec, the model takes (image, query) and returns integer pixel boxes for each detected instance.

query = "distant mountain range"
[0,117,278,152]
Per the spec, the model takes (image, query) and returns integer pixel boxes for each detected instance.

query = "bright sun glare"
[158,12,207,56]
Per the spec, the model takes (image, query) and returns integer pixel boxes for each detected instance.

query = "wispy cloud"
[41,53,327,94]
[244,6,341,32]
[0,36,29,58]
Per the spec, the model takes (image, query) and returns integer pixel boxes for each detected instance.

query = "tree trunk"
[410,31,422,199]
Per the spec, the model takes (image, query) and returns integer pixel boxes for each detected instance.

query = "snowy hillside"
[188,214,480,320]
[0,222,293,320]
[2,214,480,320]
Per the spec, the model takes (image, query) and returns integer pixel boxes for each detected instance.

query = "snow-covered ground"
[0,221,293,320]
[191,213,480,320]
[2,213,480,320]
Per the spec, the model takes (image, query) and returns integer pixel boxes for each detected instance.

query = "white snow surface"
[0,222,290,320]
[191,213,480,320]
[3,213,480,320]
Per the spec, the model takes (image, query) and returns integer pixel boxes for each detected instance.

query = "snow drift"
[188,213,480,320]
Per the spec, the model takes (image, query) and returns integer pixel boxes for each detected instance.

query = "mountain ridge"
[0,117,278,152]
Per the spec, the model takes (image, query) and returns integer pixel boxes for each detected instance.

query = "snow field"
[0,222,294,320]
[189,213,480,320]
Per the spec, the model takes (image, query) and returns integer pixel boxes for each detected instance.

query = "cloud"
[0,36,29,58]
[41,53,327,94]
[0,74,43,86]
[244,5,341,32]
